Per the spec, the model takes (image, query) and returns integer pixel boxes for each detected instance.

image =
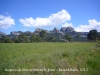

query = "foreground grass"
[0,42,100,75]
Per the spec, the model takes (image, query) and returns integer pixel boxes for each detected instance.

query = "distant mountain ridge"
[0,31,7,36]
[0,26,94,39]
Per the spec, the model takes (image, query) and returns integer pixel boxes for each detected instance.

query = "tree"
[87,30,99,41]
[36,36,42,42]
[18,34,28,43]
[0,35,7,43]
[30,34,37,42]
[39,30,46,41]
[65,34,73,42]
[77,33,81,41]
[48,36,55,42]
[4,38,14,43]
[12,37,20,43]
[98,34,100,40]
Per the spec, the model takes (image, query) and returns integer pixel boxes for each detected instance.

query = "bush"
[4,38,14,43]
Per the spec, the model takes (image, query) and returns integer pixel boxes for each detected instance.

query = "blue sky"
[0,0,100,34]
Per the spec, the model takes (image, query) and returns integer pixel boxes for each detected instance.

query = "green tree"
[30,34,37,42]
[18,34,28,43]
[12,37,20,43]
[4,38,14,43]
[0,35,7,43]
[36,36,42,42]
[39,30,46,41]
[87,30,99,41]
[48,36,55,42]
[65,34,73,42]
[98,34,100,40]
[77,33,81,41]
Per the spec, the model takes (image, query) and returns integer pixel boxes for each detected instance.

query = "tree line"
[0,29,100,43]
[0,30,51,43]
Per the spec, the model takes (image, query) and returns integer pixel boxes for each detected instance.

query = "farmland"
[0,42,100,75]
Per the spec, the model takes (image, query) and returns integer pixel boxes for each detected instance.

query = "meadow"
[0,42,100,75]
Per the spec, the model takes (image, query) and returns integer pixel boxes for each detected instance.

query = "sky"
[0,0,100,34]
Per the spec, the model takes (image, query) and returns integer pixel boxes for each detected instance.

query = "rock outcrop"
[60,26,75,33]
[60,27,67,33]
[35,28,43,33]
[10,31,23,35]
[0,31,6,36]
[52,27,65,35]
[65,26,74,32]
[0,31,6,35]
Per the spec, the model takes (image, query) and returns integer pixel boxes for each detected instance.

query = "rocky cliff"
[60,26,75,33]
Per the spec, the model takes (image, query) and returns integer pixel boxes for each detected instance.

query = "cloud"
[19,10,71,27]
[62,22,73,27]
[0,15,15,29]
[75,19,100,32]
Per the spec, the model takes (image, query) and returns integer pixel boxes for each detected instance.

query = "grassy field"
[0,42,100,75]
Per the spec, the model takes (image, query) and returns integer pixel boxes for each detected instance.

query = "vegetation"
[96,41,100,47]
[18,34,29,43]
[39,30,46,41]
[30,34,42,42]
[0,35,7,43]
[98,34,100,40]
[0,42,100,75]
[4,38,14,43]
[77,33,81,41]
[47,36,55,42]
[87,30,99,41]
[0,29,100,43]
[64,34,73,42]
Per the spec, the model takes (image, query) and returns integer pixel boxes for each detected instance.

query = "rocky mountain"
[34,28,43,33]
[24,31,33,36]
[10,31,23,36]
[0,27,90,41]
[60,26,75,33]
[65,26,75,32]
[60,27,66,33]
[52,28,61,33]
[0,31,6,36]
[51,28,65,35]
[34,28,64,35]
[77,32,88,37]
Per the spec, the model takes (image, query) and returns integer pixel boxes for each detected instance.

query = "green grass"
[0,42,100,75]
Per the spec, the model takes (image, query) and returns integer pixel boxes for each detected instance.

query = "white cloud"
[75,19,100,32]
[19,10,71,27]
[62,22,73,27]
[0,15,15,29]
